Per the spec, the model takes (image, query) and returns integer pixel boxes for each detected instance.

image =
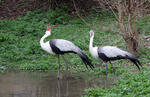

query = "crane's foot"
[57,76,63,80]
[57,74,63,80]
[57,74,62,80]
[105,64,108,76]
[113,68,116,75]
[105,70,108,76]
[112,67,116,75]
[57,76,60,80]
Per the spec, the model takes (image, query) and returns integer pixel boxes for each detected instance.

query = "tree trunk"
[125,37,138,55]
[117,0,140,55]
[124,27,140,55]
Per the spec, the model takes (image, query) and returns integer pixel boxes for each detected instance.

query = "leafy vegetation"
[83,68,150,97]
[0,9,149,71]
[0,8,150,96]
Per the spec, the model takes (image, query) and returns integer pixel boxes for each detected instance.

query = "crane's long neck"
[89,36,94,50]
[40,34,49,47]
[89,32,99,58]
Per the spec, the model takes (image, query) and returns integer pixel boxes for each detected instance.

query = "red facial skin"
[47,27,51,31]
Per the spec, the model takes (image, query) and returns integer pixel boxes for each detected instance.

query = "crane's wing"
[98,46,130,58]
[49,39,94,69]
[50,39,80,54]
[98,46,142,70]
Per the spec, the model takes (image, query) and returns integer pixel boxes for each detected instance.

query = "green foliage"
[24,8,71,25]
[83,69,150,97]
[88,9,116,21]
[0,9,149,73]
[136,16,150,35]
[138,46,150,64]
[0,9,150,97]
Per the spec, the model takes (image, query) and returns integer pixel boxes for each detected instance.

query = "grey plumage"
[89,30,142,75]
[97,46,142,71]
[41,28,94,79]
[50,39,80,53]
[49,39,94,69]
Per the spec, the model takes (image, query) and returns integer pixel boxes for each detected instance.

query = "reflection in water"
[0,72,116,97]
[57,78,69,97]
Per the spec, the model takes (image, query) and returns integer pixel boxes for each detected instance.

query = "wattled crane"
[89,30,142,74]
[40,26,94,79]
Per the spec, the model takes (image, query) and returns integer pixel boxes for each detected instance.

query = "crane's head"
[45,26,51,36]
[89,30,94,38]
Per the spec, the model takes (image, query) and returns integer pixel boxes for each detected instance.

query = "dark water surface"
[0,71,117,97]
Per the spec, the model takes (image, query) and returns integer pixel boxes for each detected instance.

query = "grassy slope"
[83,68,150,97]
[0,9,150,96]
[0,10,150,71]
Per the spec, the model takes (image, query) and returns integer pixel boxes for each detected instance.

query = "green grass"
[83,66,150,97]
[0,9,150,71]
[0,9,150,96]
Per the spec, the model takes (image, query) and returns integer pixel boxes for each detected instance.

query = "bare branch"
[103,0,119,22]
[72,0,92,29]
[117,0,127,37]
[100,0,150,54]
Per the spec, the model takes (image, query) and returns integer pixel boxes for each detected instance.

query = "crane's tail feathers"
[77,51,94,69]
[130,59,141,71]
[136,59,142,68]
[127,55,142,71]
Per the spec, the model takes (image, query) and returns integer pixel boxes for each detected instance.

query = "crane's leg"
[62,55,68,75]
[109,61,116,75]
[105,63,108,76]
[100,61,104,67]
[66,77,69,97]
[57,55,61,80]
[57,79,61,97]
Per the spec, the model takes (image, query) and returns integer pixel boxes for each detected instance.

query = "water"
[0,71,117,97]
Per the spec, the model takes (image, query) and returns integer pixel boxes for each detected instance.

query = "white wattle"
[40,34,54,54]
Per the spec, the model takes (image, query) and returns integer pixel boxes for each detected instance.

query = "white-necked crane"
[40,26,94,79]
[89,30,142,74]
